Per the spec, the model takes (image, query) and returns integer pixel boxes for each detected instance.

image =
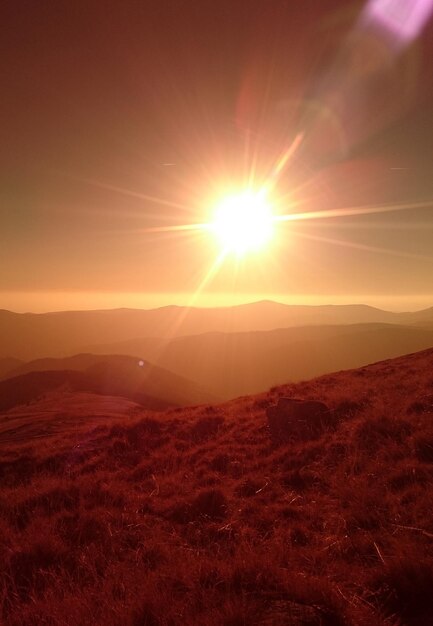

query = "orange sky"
[1,1,433,312]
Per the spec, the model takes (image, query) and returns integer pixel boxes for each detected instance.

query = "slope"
[88,323,433,398]
[0,357,23,379]
[0,392,142,445]
[0,355,217,412]
[0,349,432,625]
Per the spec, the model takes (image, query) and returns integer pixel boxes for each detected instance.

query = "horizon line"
[0,291,432,315]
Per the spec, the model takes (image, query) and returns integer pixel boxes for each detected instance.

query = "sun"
[211,189,274,255]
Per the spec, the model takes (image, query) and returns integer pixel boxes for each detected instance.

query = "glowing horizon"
[1,290,432,314]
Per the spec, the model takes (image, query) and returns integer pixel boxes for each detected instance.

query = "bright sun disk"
[211,190,274,255]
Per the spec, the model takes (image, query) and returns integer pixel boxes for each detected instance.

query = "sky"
[1,0,433,312]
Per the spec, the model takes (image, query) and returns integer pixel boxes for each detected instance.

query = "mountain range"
[1,301,433,360]
[1,301,433,403]
[83,322,433,398]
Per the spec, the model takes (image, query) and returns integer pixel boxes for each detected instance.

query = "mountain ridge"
[85,322,433,398]
[0,354,217,411]
[1,300,432,361]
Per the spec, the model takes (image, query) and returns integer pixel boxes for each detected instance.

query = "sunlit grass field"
[1,349,432,625]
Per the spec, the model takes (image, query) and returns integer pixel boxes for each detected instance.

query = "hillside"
[0,353,117,380]
[0,392,142,446]
[1,302,432,360]
[0,349,432,625]
[88,323,433,398]
[0,358,23,379]
[0,355,217,412]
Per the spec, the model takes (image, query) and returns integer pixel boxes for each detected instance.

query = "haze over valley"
[1,301,433,404]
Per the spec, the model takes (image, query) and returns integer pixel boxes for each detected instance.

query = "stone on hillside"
[266,397,332,443]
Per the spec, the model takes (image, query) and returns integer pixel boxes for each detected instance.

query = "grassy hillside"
[0,392,142,446]
[0,349,432,625]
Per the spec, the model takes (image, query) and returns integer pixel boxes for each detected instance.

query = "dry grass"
[1,348,433,625]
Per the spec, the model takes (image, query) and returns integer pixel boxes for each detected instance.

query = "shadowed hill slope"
[1,301,432,360]
[1,353,120,380]
[0,355,217,412]
[88,323,433,398]
[0,349,432,625]
[0,357,23,379]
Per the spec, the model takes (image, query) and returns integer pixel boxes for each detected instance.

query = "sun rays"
[72,133,433,313]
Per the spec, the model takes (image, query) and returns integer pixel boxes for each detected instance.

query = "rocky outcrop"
[266,397,333,442]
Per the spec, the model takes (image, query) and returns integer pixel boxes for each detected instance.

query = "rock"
[266,397,332,443]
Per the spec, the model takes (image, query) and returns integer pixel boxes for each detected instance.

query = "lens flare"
[364,0,433,45]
